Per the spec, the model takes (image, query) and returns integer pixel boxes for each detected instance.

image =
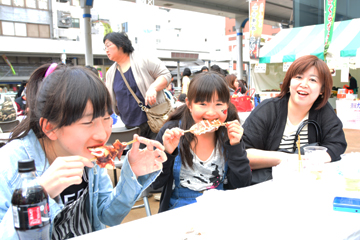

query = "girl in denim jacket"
[0,63,167,239]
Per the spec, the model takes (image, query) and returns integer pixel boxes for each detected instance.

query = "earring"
[321,95,324,98]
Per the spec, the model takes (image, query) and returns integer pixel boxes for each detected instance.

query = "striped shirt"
[278,114,309,152]
[52,171,92,239]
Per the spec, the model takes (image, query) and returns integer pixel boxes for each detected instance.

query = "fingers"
[163,128,184,141]
[134,135,165,151]
[60,156,94,168]
[154,148,167,163]
[227,122,244,145]
[145,87,157,106]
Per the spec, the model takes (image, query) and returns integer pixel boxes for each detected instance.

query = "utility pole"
[80,0,94,66]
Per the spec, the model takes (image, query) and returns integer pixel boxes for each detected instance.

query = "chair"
[108,127,152,217]
[0,120,19,133]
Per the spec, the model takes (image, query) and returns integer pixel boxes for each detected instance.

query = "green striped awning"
[259,18,360,63]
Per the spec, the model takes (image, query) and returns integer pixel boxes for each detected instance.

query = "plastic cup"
[341,153,360,191]
[304,146,328,180]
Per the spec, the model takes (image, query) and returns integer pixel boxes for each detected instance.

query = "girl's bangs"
[63,69,112,125]
[191,74,229,104]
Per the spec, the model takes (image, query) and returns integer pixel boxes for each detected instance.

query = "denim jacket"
[0,130,160,239]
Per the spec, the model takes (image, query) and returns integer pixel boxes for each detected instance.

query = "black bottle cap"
[18,159,36,173]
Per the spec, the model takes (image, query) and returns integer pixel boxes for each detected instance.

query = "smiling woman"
[242,55,347,185]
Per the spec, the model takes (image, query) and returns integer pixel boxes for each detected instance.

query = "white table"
[75,163,360,240]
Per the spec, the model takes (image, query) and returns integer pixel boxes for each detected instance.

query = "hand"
[38,156,94,199]
[162,127,184,154]
[226,120,243,145]
[145,86,157,106]
[128,134,167,178]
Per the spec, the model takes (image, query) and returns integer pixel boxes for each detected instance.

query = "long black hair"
[10,63,113,141]
[168,72,239,168]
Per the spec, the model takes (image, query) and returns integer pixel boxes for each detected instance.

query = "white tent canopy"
[251,18,360,93]
[258,18,360,63]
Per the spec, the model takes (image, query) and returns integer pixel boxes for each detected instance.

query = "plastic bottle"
[11,159,50,240]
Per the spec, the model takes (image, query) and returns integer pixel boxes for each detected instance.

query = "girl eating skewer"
[0,63,167,239]
[152,72,252,212]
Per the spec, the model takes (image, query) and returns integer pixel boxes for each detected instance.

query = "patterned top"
[179,144,225,191]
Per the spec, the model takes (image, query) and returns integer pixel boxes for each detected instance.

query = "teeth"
[298,91,308,95]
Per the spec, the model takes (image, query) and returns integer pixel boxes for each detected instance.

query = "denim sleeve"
[96,154,160,226]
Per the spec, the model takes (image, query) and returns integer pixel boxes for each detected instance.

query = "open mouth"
[297,91,309,96]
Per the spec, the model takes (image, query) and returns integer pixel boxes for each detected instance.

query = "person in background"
[85,65,100,78]
[201,66,209,72]
[225,74,238,96]
[164,83,176,109]
[14,87,26,116]
[175,93,186,108]
[181,68,191,94]
[103,32,171,140]
[0,63,167,239]
[152,72,251,212]
[347,73,358,94]
[237,79,247,95]
[242,55,347,184]
[16,81,27,98]
[210,64,224,76]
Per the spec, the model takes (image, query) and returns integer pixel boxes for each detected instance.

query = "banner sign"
[283,62,293,72]
[249,0,266,59]
[254,63,267,73]
[324,0,337,60]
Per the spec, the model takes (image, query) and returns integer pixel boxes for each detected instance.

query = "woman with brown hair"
[225,74,239,96]
[242,55,347,184]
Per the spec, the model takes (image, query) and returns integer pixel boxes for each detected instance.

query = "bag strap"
[117,65,145,110]
[292,119,322,152]
[246,88,256,98]
[234,87,242,94]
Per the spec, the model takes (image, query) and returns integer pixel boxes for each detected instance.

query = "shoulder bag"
[251,119,322,185]
[117,65,173,133]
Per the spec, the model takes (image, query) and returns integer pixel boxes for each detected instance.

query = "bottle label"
[28,206,42,226]
[12,200,49,230]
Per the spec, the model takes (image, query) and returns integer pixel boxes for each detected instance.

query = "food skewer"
[88,139,138,169]
[183,119,237,135]
[296,135,302,172]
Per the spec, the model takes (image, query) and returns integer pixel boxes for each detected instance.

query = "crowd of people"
[0,30,348,239]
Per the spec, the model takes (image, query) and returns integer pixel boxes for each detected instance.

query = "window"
[1,0,12,5]
[38,24,49,38]
[14,22,26,36]
[0,21,50,38]
[38,0,48,9]
[71,18,80,28]
[26,0,36,8]
[71,0,79,6]
[13,0,25,7]
[27,23,39,37]
[2,22,15,36]
[121,22,128,32]
[1,0,48,9]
